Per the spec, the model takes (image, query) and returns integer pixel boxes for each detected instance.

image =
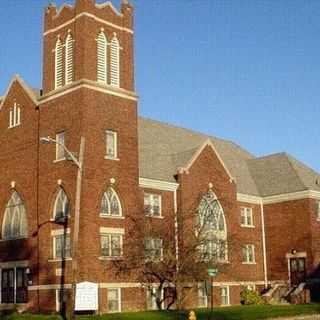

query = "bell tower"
[42,0,135,95]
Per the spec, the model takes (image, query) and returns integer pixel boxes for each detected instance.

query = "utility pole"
[70,137,85,320]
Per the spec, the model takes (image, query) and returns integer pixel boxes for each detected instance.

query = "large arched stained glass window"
[197,189,227,262]
[100,188,122,217]
[2,191,28,240]
[53,188,70,221]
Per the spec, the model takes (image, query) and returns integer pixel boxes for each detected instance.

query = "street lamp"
[40,135,85,319]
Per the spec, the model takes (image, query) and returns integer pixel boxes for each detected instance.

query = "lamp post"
[40,136,85,319]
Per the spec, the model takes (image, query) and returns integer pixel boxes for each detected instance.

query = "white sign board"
[75,282,99,311]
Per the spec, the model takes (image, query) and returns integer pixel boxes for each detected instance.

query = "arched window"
[110,34,120,87]
[97,31,107,83]
[65,33,74,85]
[55,38,63,89]
[2,191,28,240]
[53,188,70,221]
[100,187,122,217]
[197,189,227,262]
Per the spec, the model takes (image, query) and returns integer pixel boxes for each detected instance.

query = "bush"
[240,288,265,305]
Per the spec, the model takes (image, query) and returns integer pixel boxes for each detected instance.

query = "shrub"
[240,288,265,305]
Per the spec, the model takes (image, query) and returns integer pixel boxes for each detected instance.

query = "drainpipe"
[174,188,179,272]
[260,199,268,288]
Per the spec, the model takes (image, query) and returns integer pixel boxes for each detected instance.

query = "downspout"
[174,187,179,272]
[260,199,268,288]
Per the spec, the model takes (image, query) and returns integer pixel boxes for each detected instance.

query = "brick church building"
[0,0,320,314]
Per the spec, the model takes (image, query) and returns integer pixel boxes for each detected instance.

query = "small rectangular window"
[101,234,123,258]
[221,286,230,305]
[54,234,71,259]
[198,282,208,307]
[240,207,254,227]
[106,130,118,159]
[144,194,162,217]
[242,244,255,264]
[107,288,121,313]
[56,132,65,161]
[145,237,163,262]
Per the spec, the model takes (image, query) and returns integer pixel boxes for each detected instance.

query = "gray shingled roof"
[138,117,260,195]
[138,118,320,197]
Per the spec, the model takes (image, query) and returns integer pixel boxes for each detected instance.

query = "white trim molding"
[237,190,320,205]
[100,227,125,235]
[39,79,138,104]
[44,12,132,37]
[139,178,179,192]
[0,260,29,268]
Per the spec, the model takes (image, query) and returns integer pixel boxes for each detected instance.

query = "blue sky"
[0,0,319,173]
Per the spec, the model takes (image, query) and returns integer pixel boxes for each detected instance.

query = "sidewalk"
[269,315,320,320]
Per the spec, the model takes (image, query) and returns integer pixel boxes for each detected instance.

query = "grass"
[2,304,320,320]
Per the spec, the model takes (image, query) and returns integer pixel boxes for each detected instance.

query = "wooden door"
[1,268,15,303]
[290,258,306,286]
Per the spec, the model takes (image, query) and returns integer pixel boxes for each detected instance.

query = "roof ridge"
[284,153,308,190]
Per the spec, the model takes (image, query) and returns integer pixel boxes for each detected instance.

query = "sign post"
[207,268,218,320]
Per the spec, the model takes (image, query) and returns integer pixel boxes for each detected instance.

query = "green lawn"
[3,304,320,320]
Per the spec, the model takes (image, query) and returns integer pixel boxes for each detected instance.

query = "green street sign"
[208,268,218,277]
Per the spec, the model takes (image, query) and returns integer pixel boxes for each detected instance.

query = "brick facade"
[0,0,320,315]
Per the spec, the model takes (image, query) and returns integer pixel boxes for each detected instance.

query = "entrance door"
[16,268,28,303]
[290,258,306,286]
[1,269,15,303]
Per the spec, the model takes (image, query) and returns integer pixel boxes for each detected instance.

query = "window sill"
[100,215,124,219]
[53,158,66,163]
[8,125,20,129]
[104,156,120,161]
[242,262,256,265]
[240,225,255,228]
[145,215,164,219]
[48,258,72,262]
[99,256,123,261]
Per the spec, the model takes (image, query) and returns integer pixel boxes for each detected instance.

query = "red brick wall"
[264,198,313,281]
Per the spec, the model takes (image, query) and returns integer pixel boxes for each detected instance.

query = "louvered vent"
[65,33,73,85]
[97,31,107,83]
[55,38,63,89]
[110,35,120,87]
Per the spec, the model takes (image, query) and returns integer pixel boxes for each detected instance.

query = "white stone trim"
[139,178,179,192]
[100,227,124,235]
[51,228,70,236]
[43,12,133,37]
[0,260,29,268]
[95,2,123,17]
[28,284,72,291]
[237,193,262,204]
[263,190,320,204]
[39,80,138,104]
[237,190,320,205]
[182,139,235,183]
[285,251,307,259]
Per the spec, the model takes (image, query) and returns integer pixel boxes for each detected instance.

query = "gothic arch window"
[110,34,120,87]
[2,191,28,240]
[55,38,63,89]
[197,189,227,262]
[100,187,122,217]
[65,32,74,85]
[53,188,70,221]
[97,30,107,84]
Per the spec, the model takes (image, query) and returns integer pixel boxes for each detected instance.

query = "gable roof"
[0,75,39,110]
[138,118,320,197]
[138,117,259,195]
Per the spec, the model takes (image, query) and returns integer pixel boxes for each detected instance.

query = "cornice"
[139,178,179,192]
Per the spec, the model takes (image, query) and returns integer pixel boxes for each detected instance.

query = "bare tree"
[113,188,232,310]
